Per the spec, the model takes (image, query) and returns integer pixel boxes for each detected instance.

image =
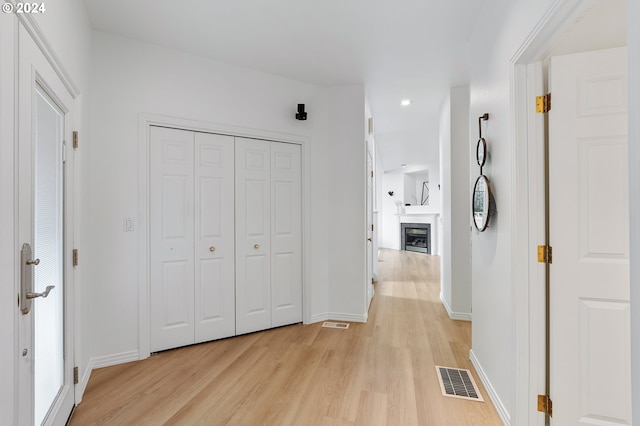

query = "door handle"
[26,285,55,300]
[367,238,372,242]
[20,243,34,314]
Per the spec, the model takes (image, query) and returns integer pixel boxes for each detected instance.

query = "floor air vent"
[322,321,350,329]
[436,366,484,402]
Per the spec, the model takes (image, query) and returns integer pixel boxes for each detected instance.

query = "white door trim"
[629,0,640,418]
[137,113,310,359]
[510,0,633,425]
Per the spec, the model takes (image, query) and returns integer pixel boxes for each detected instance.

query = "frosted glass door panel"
[33,85,64,426]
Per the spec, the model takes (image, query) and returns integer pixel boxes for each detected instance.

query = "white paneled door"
[194,132,236,343]
[235,138,272,335]
[150,127,235,352]
[17,23,75,426]
[150,129,301,350]
[270,142,302,328]
[150,127,195,351]
[235,138,302,335]
[549,47,630,425]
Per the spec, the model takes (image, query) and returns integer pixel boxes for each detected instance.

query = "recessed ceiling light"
[401,99,411,106]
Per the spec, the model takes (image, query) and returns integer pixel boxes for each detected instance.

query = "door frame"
[510,0,637,424]
[10,11,81,425]
[137,113,310,359]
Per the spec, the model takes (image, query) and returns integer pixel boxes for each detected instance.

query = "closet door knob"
[254,244,260,250]
[209,246,216,252]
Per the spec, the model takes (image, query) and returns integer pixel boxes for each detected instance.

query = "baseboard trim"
[440,292,472,321]
[75,360,93,404]
[90,350,140,370]
[310,312,368,324]
[470,349,510,426]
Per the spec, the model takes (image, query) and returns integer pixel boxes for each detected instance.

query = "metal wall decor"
[421,181,429,205]
[472,113,493,231]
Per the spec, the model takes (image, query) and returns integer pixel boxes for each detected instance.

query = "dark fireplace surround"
[401,223,431,254]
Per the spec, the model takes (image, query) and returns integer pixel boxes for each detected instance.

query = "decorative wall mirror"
[472,113,492,232]
[472,175,492,231]
[476,137,486,167]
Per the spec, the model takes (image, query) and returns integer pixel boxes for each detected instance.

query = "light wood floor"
[70,249,502,425]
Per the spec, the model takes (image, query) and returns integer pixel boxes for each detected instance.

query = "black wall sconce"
[296,104,307,120]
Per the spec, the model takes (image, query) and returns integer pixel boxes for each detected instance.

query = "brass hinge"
[72,131,79,149]
[537,394,553,417]
[537,245,553,264]
[536,93,551,113]
[73,366,79,384]
[72,249,79,267]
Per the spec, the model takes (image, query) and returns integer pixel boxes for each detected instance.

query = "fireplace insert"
[401,223,431,254]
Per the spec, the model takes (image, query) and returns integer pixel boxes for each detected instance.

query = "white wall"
[468,0,564,421]
[88,32,368,362]
[0,0,93,420]
[439,86,471,321]
[379,172,404,249]
[327,85,368,319]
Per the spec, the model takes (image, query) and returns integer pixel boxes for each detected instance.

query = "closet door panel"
[235,138,271,334]
[150,127,195,352]
[271,143,302,326]
[194,133,235,343]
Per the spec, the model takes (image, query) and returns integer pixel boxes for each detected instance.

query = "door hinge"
[73,366,79,384]
[62,141,67,163]
[537,394,553,417]
[72,249,79,267]
[371,224,374,232]
[370,170,374,178]
[537,245,553,264]
[536,93,551,113]
[72,131,79,149]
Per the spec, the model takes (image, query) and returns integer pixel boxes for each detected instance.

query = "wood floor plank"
[70,249,503,425]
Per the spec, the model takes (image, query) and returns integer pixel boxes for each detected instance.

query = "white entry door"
[17,23,76,426]
[549,47,630,425]
[150,127,235,352]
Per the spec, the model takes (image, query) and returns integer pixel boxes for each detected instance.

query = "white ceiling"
[84,0,486,171]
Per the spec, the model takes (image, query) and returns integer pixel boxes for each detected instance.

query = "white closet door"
[150,127,195,352]
[194,132,236,342]
[270,142,302,327]
[235,138,271,334]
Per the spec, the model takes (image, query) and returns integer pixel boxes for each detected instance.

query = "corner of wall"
[470,349,511,426]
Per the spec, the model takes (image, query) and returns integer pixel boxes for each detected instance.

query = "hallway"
[70,249,501,425]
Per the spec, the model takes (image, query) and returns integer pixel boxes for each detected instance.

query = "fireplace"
[401,223,431,254]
